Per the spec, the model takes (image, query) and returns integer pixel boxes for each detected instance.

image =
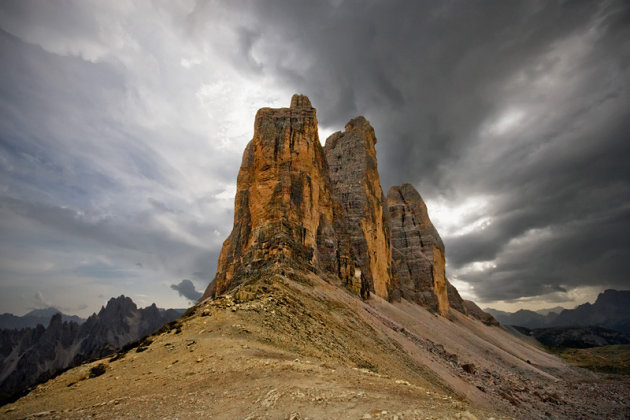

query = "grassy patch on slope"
[553,345,630,375]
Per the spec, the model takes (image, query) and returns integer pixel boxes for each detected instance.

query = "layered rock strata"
[324,117,394,300]
[387,184,449,315]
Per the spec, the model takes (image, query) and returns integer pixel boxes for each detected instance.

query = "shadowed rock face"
[324,117,394,300]
[388,184,449,315]
[204,94,343,299]
[447,280,468,315]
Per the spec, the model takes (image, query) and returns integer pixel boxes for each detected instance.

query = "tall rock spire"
[388,184,449,315]
[202,94,339,299]
[324,117,394,300]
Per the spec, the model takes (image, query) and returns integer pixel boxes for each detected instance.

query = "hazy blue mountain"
[0,308,85,330]
[485,289,630,333]
[534,306,566,316]
[553,290,630,333]
[514,325,630,349]
[484,308,554,329]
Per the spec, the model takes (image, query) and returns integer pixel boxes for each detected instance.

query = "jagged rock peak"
[290,94,312,109]
[388,184,449,314]
[203,94,339,299]
[103,295,137,313]
[325,116,377,150]
[390,184,444,251]
[345,116,377,144]
[324,116,394,300]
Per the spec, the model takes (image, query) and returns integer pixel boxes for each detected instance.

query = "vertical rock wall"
[324,117,394,300]
[387,184,450,315]
[203,95,339,299]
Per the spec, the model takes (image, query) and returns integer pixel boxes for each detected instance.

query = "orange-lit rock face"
[431,246,449,315]
[203,95,339,299]
[324,117,394,300]
[388,184,450,315]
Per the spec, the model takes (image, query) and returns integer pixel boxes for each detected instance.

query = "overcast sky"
[1,0,628,316]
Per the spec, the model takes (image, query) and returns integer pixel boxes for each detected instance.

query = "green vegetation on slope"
[553,345,630,375]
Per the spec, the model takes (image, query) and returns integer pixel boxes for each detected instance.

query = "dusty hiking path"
[4,269,630,419]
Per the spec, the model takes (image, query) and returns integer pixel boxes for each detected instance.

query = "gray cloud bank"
[204,0,630,303]
[0,0,628,313]
[171,279,202,303]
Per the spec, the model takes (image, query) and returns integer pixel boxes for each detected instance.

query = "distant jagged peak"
[47,312,63,328]
[595,289,630,306]
[104,295,137,311]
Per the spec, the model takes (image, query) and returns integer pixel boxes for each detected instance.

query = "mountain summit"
[203,94,469,320]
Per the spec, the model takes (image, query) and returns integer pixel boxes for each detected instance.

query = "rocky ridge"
[513,325,630,349]
[5,270,629,419]
[463,300,500,326]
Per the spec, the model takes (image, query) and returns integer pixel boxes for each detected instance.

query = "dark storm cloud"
[1,0,628,313]
[170,279,202,302]
[197,0,630,301]
[224,0,624,185]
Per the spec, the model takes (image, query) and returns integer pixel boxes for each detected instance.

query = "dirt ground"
[4,270,629,419]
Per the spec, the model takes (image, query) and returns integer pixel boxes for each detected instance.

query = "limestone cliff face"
[324,117,394,300]
[388,184,449,315]
[203,95,340,299]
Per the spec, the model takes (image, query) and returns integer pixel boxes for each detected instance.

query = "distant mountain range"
[0,296,186,405]
[512,325,630,349]
[486,289,630,333]
[0,308,85,330]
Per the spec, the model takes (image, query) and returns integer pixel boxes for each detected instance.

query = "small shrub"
[89,363,107,378]
[136,338,153,353]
